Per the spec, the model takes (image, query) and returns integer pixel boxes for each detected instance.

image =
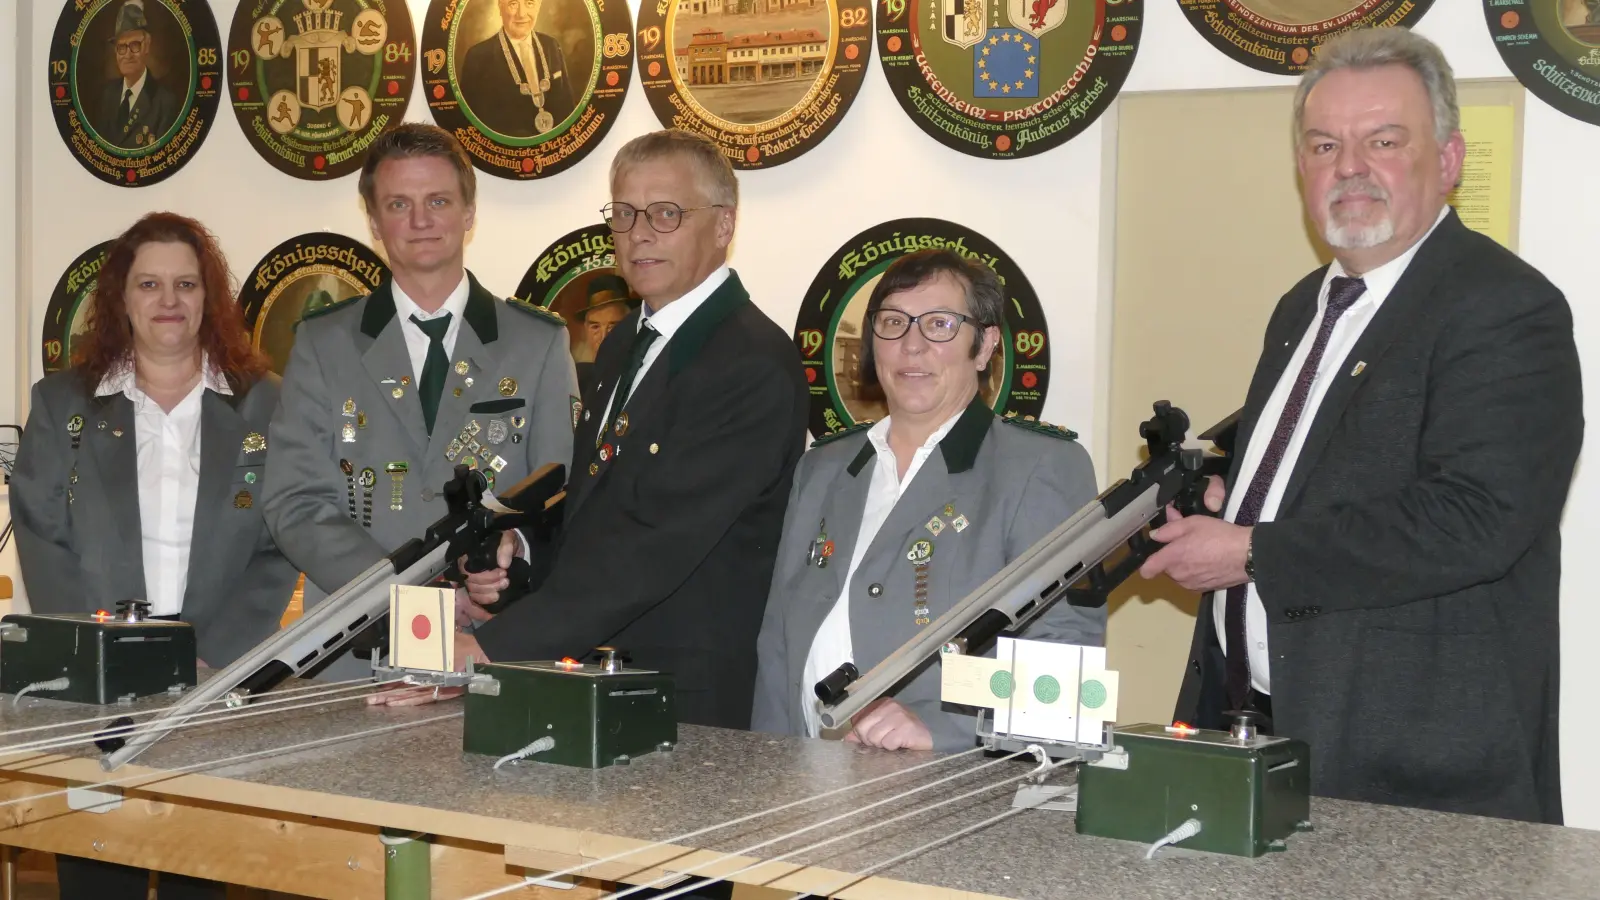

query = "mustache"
[1327,177,1389,206]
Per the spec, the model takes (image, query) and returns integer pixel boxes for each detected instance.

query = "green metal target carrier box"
[463,654,676,769]
[1076,722,1313,857]
[0,610,196,705]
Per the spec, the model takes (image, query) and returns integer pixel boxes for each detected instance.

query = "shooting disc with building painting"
[635,0,873,168]
[876,0,1140,159]
[792,218,1051,439]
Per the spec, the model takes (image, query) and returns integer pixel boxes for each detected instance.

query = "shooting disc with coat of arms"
[876,0,1140,158]
[227,0,417,179]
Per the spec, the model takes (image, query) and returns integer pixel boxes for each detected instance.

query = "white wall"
[6,0,1598,826]
[13,0,1105,446]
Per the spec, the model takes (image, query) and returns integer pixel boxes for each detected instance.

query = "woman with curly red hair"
[9,212,296,899]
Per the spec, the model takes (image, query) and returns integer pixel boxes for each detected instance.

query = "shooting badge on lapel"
[907,538,934,626]
[808,519,835,568]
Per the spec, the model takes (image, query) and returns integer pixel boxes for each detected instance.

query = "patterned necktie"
[410,313,452,435]
[1224,275,1367,708]
[117,88,132,132]
[604,322,658,441]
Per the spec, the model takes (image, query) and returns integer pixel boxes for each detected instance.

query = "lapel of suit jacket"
[847,399,992,659]
[565,307,637,519]
[358,281,429,457]
[424,273,501,481]
[87,391,144,591]
[608,270,749,422]
[131,84,154,125]
[1276,212,1464,512]
[566,273,751,518]
[815,440,874,598]
[854,399,991,577]
[1231,277,1321,487]
[184,387,249,612]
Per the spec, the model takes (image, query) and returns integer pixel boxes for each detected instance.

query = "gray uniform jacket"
[751,398,1104,752]
[9,369,297,667]
[262,273,577,675]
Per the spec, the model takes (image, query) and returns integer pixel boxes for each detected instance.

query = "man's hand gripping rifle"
[813,401,1238,743]
[100,463,567,771]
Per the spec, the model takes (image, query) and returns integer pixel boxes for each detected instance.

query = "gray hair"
[609,129,739,208]
[1293,27,1459,146]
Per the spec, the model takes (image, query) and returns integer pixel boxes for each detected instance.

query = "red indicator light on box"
[559,657,580,667]
[1166,721,1199,736]
[93,610,110,621]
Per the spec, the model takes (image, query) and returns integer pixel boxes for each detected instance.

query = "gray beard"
[1324,216,1395,249]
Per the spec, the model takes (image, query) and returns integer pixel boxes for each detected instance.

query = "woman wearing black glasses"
[751,247,1104,752]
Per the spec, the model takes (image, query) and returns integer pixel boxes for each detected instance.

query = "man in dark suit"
[1143,27,1581,825]
[94,0,181,149]
[457,0,576,136]
[433,129,808,733]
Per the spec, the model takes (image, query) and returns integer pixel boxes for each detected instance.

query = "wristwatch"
[1244,536,1256,581]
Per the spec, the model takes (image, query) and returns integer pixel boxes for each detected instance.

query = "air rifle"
[100,463,567,770]
[814,401,1238,731]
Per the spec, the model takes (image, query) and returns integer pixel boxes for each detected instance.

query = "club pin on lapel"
[1350,361,1366,377]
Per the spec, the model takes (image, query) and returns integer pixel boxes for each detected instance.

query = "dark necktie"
[116,88,132,132]
[410,313,452,435]
[604,322,658,441]
[1223,275,1367,708]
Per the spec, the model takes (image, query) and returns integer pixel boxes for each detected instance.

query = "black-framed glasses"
[600,201,723,234]
[869,308,975,343]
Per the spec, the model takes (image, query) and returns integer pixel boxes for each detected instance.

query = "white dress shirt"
[96,357,232,617]
[597,265,730,431]
[508,33,547,89]
[120,69,148,112]
[392,273,471,380]
[801,410,965,737]
[1216,206,1448,693]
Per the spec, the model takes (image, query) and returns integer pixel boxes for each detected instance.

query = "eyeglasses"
[114,40,147,57]
[869,308,975,343]
[601,201,723,234]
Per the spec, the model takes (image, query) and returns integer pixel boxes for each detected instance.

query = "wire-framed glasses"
[600,201,723,234]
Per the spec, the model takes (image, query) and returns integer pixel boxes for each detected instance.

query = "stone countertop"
[0,690,1597,900]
